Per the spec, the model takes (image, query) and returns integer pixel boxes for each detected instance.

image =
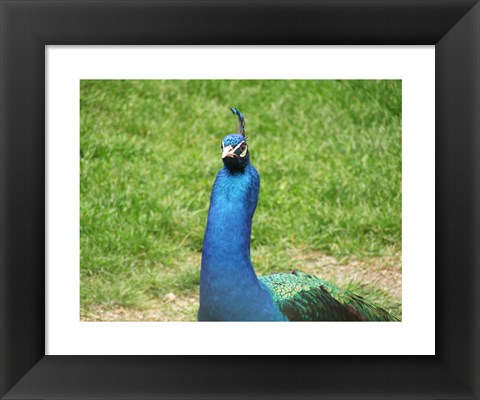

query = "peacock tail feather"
[259,270,397,321]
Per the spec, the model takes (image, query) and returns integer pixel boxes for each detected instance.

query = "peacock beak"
[222,145,237,159]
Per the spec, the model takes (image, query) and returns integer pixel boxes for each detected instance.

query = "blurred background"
[80,80,402,321]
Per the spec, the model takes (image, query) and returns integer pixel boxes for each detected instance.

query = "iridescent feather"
[259,271,397,321]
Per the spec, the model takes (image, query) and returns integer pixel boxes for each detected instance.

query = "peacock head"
[221,134,249,170]
[221,108,249,170]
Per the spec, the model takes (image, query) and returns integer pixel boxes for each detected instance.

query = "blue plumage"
[199,162,287,321]
[198,108,397,322]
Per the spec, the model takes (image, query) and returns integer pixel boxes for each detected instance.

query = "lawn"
[80,80,402,321]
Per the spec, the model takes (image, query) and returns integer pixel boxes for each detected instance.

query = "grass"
[80,80,402,321]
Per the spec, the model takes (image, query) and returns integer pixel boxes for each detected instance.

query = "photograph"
[4,0,478,397]
[80,79,402,322]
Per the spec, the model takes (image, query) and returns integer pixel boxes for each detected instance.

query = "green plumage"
[259,271,397,321]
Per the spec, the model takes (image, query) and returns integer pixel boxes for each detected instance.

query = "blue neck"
[199,164,286,321]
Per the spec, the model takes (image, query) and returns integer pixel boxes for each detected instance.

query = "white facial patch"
[232,141,248,158]
[221,141,248,159]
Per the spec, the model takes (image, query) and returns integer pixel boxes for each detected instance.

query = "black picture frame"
[1,1,479,399]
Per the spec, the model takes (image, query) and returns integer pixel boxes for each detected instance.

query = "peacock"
[198,108,398,322]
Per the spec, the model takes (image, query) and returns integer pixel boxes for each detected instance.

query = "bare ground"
[80,251,401,322]
[290,251,402,299]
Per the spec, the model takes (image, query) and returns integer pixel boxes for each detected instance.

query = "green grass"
[80,80,402,320]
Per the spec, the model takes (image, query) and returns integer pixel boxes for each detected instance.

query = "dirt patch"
[81,294,198,322]
[290,251,402,299]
